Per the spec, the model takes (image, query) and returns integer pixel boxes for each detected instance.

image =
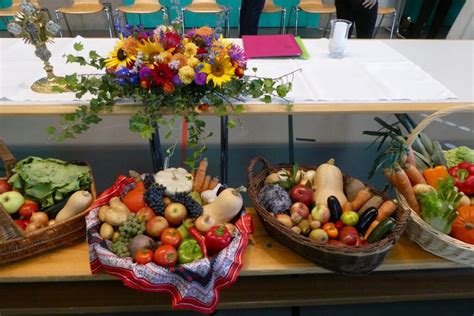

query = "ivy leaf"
[226,119,236,129]
[260,95,272,103]
[73,42,84,52]
[89,50,100,60]
[46,126,56,135]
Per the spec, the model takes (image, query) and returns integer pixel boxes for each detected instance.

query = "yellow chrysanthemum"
[158,50,173,64]
[184,42,198,58]
[139,38,164,65]
[105,36,136,70]
[170,53,188,69]
[187,56,199,68]
[178,66,195,84]
[201,56,235,87]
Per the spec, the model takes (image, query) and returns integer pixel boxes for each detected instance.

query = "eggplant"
[356,207,378,234]
[327,196,342,222]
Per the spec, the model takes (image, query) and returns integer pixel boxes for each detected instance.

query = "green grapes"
[110,214,146,257]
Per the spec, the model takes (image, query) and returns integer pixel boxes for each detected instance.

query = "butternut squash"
[313,159,347,207]
[55,191,93,222]
[202,186,245,225]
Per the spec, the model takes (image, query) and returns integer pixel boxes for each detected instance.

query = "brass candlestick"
[7,1,69,93]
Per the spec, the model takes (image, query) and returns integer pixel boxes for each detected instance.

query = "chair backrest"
[299,0,324,4]
[10,0,40,6]
[133,0,162,4]
[190,0,218,4]
[71,0,102,4]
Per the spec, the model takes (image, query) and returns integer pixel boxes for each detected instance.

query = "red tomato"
[134,249,154,265]
[19,203,39,219]
[14,219,28,230]
[154,245,177,267]
[161,228,182,248]
[334,220,344,231]
[322,222,339,239]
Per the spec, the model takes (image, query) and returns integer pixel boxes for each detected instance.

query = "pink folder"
[242,34,303,59]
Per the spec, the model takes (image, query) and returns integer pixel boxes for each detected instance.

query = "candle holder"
[328,19,352,59]
[7,1,69,93]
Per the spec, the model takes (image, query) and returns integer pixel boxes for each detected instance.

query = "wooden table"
[0,210,472,314]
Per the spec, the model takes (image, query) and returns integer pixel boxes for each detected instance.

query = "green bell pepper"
[178,239,203,264]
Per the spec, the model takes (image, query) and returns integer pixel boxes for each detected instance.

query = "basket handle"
[406,104,474,147]
[247,156,271,192]
[0,138,16,178]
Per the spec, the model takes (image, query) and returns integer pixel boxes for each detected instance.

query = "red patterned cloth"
[86,176,253,314]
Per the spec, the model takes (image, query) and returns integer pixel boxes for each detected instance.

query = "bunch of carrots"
[192,158,220,193]
[384,162,449,216]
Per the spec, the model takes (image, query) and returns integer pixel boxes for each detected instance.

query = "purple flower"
[172,74,182,86]
[194,72,207,86]
[139,67,152,80]
[229,44,247,67]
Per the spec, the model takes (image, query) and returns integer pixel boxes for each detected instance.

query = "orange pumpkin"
[451,205,474,245]
[122,181,146,213]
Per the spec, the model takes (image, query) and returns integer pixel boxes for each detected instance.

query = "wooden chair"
[116,0,168,26]
[262,0,286,34]
[55,0,114,38]
[182,0,230,37]
[289,0,336,37]
[373,6,397,39]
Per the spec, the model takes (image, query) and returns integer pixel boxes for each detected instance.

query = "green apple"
[188,191,203,206]
[340,211,359,226]
[0,191,25,214]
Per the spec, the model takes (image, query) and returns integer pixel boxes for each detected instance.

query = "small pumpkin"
[451,205,474,245]
[154,168,193,196]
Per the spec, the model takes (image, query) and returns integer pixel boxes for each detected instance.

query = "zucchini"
[327,196,342,222]
[356,207,378,235]
[367,217,396,243]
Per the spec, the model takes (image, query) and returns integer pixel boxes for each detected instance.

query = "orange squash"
[451,205,474,245]
[122,176,146,213]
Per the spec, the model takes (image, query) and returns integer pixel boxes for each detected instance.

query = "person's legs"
[411,0,437,38]
[351,0,378,38]
[428,0,454,38]
[239,0,265,37]
[335,0,355,37]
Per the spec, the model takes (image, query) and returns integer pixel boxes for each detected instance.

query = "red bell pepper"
[205,225,232,256]
[448,162,474,196]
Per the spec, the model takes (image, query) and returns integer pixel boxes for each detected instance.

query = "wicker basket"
[0,138,97,264]
[397,104,474,266]
[247,156,410,275]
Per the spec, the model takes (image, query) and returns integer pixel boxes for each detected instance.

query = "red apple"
[136,206,155,222]
[339,226,359,246]
[164,203,187,226]
[146,216,169,238]
[19,202,39,219]
[0,180,12,194]
[289,185,313,206]
[290,202,310,219]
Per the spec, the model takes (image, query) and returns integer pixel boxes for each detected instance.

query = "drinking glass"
[329,19,352,59]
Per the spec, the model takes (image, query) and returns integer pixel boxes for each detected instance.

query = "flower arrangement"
[49,24,296,168]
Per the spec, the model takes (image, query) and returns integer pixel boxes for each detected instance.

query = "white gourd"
[154,168,193,196]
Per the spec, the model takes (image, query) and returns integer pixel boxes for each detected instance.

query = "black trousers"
[411,0,454,38]
[239,0,265,37]
[335,0,378,38]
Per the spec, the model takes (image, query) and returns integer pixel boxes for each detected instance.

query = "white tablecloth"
[0,37,457,102]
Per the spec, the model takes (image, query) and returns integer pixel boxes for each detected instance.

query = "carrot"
[403,163,426,186]
[209,177,220,190]
[423,165,449,189]
[342,201,353,213]
[364,220,380,240]
[193,158,208,192]
[351,189,373,211]
[386,167,420,215]
[376,200,397,222]
[201,175,211,192]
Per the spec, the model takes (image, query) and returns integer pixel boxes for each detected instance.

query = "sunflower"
[106,36,136,70]
[201,56,235,87]
[139,38,164,65]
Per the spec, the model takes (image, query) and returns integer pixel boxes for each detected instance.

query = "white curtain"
[447,0,474,39]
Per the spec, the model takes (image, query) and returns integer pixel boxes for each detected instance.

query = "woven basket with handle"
[247,156,410,275]
[397,104,474,266]
[0,138,97,264]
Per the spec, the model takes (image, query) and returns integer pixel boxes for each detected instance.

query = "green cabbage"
[444,146,474,169]
[7,156,91,208]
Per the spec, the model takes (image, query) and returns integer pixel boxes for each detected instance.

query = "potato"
[100,223,114,240]
[105,207,129,226]
[98,205,111,222]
